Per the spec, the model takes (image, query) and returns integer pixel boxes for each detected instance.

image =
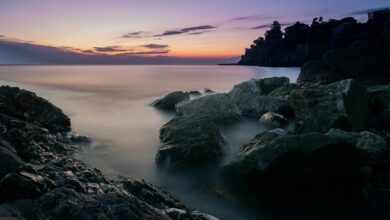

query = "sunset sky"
[0,0,389,64]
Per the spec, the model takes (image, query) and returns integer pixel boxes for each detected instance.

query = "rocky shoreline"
[0,86,217,220]
[152,74,390,213]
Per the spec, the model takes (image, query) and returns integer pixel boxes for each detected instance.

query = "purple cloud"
[142,44,169,49]
[121,50,170,56]
[153,25,217,37]
[121,31,148,39]
[94,46,130,52]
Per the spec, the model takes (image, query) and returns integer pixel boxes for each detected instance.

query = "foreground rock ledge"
[0,85,217,220]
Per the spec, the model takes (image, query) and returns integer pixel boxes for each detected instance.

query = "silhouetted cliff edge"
[238,9,390,70]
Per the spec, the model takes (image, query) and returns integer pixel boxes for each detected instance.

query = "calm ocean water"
[0,65,299,220]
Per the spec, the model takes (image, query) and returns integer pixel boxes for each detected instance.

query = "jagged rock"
[259,112,289,128]
[122,179,184,209]
[222,128,388,187]
[0,203,25,220]
[228,77,292,118]
[288,79,371,133]
[0,171,48,202]
[189,90,202,96]
[156,116,225,169]
[0,86,70,132]
[176,94,241,124]
[36,187,172,220]
[369,109,390,131]
[152,91,190,111]
[0,86,217,219]
[165,208,220,220]
[268,83,299,99]
[0,139,25,178]
[203,88,215,94]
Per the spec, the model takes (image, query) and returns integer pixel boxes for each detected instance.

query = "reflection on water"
[0,65,299,220]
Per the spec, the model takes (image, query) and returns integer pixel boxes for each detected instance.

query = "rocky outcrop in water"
[156,116,225,169]
[152,91,190,111]
[0,85,217,220]
[176,93,241,124]
[223,128,388,187]
[228,77,292,118]
[288,79,371,133]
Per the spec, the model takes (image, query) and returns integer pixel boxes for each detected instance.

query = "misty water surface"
[0,65,299,220]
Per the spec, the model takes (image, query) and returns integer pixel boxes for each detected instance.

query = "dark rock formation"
[156,116,225,169]
[0,86,216,220]
[0,86,70,132]
[228,77,292,118]
[152,91,190,111]
[288,79,371,133]
[222,128,388,187]
[176,93,241,124]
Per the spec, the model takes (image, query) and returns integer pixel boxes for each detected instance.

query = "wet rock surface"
[156,116,225,169]
[152,91,190,111]
[176,93,241,124]
[0,85,218,220]
[222,128,388,186]
[289,79,371,133]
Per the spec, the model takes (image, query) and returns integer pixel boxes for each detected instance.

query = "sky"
[0,0,389,64]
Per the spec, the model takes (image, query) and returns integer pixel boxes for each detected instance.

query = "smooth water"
[0,65,299,220]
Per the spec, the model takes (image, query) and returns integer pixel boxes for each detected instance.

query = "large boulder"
[0,141,25,179]
[0,171,48,202]
[156,116,225,169]
[152,91,190,111]
[175,94,241,124]
[228,77,292,118]
[222,129,388,187]
[288,79,371,133]
[0,86,70,132]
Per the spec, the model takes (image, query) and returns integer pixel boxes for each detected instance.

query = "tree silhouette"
[265,21,283,42]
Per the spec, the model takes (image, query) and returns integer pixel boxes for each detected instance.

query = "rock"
[228,77,292,118]
[152,91,190,111]
[326,128,389,164]
[189,90,202,96]
[0,141,25,178]
[203,88,215,94]
[368,84,390,113]
[165,208,220,220]
[288,79,371,133]
[156,116,225,169]
[362,183,390,208]
[176,94,241,124]
[0,86,70,132]
[259,112,289,128]
[0,203,25,219]
[36,187,172,220]
[222,128,388,187]
[369,109,390,131]
[229,77,290,98]
[268,83,299,99]
[122,179,184,209]
[0,171,47,202]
